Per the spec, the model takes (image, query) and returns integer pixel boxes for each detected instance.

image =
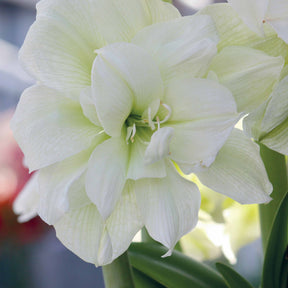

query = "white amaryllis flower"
[227,0,288,44]
[12,0,272,266]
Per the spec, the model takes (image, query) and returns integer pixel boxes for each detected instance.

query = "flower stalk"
[259,143,288,251]
[102,252,135,288]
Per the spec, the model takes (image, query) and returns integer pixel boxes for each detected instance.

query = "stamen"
[159,103,172,124]
[156,116,160,130]
[148,107,156,130]
[130,123,136,143]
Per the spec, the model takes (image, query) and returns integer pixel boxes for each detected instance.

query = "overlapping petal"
[209,46,284,112]
[92,43,163,136]
[134,161,200,254]
[200,4,288,62]
[86,136,129,220]
[37,148,94,225]
[10,85,103,172]
[19,0,179,98]
[164,77,238,173]
[105,180,143,260]
[132,15,218,81]
[261,119,288,155]
[13,173,40,223]
[227,0,269,36]
[127,130,167,180]
[79,87,102,127]
[55,204,107,265]
[228,0,288,44]
[266,0,288,44]
[145,127,174,165]
[55,180,142,266]
[244,75,288,155]
[196,129,273,204]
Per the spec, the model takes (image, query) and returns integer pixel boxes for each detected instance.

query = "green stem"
[102,251,135,288]
[259,144,288,251]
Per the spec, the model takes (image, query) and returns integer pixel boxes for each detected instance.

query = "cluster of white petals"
[12,0,274,266]
[228,0,288,43]
[202,1,288,156]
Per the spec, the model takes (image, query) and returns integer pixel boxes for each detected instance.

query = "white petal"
[261,75,288,133]
[91,0,179,43]
[135,161,201,252]
[86,137,129,220]
[133,15,218,81]
[19,11,99,98]
[164,78,238,173]
[168,118,237,174]
[267,0,288,18]
[142,0,180,23]
[54,204,108,266]
[65,173,91,211]
[127,129,167,180]
[106,180,143,260]
[227,0,269,35]
[268,18,288,44]
[199,4,261,49]
[200,3,288,63]
[37,148,95,225]
[91,50,133,137]
[145,127,174,165]
[92,43,163,131]
[20,0,179,98]
[55,181,143,266]
[11,86,102,171]
[13,173,39,223]
[266,0,288,43]
[243,101,267,141]
[261,119,288,155]
[79,87,102,127]
[243,75,288,154]
[165,78,237,121]
[209,46,284,112]
[196,129,272,204]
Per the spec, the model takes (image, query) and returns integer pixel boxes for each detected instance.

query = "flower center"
[125,102,172,143]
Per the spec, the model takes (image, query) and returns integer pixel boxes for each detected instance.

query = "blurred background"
[0,1,263,288]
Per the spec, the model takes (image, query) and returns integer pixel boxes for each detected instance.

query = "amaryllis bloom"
[199,2,287,154]
[12,0,272,266]
[227,0,288,44]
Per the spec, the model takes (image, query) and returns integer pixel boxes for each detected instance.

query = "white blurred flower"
[181,178,260,264]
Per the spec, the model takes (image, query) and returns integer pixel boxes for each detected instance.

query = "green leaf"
[133,269,166,288]
[162,0,172,3]
[216,263,254,288]
[280,246,288,288]
[262,193,288,288]
[129,243,227,288]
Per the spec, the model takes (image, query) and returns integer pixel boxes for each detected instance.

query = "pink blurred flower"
[0,110,46,243]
